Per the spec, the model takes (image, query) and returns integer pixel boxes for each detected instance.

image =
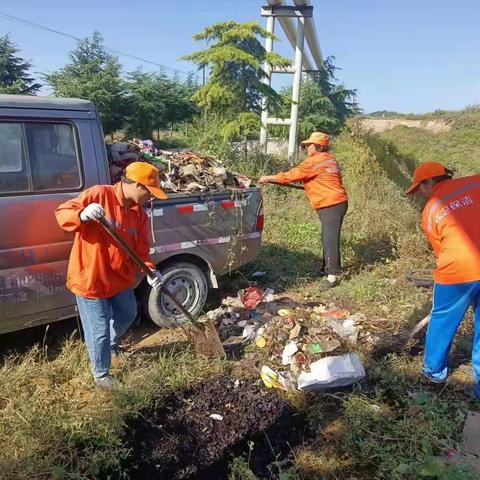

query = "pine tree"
[183,21,290,118]
[46,32,125,135]
[0,35,41,95]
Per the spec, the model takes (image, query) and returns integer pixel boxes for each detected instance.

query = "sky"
[1,0,479,114]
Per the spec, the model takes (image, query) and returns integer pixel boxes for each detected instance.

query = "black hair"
[429,168,454,185]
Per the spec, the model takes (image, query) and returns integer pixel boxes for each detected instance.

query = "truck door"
[0,118,99,334]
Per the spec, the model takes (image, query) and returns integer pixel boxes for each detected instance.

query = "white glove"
[147,271,163,290]
[80,203,105,222]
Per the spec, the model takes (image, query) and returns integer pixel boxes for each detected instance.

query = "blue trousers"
[423,281,480,395]
[76,289,137,379]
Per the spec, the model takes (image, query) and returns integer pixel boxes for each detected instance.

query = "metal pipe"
[260,15,275,149]
[267,117,292,126]
[277,16,314,70]
[267,0,315,70]
[304,19,324,68]
[288,15,305,164]
[293,0,324,69]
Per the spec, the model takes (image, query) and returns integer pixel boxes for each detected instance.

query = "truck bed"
[147,187,263,278]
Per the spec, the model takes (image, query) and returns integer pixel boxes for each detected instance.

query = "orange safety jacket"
[274,152,348,210]
[422,175,480,284]
[55,183,155,299]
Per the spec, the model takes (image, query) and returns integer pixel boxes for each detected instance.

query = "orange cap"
[405,162,448,195]
[301,131,330,147]
[125,162,168,200]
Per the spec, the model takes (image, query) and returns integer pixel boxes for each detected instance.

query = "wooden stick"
[98,217,205,331]
[234,172,304,191]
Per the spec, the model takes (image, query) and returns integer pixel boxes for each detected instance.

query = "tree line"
[0,32,198,138]
[0,22,360,142]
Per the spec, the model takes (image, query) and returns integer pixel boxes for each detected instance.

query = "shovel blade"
[185,320,225,358]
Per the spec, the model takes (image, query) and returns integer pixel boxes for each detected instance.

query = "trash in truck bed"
[107,138,253,193]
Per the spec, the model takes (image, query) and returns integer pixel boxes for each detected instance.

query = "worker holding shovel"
[406,162,480,400]
[55,162,167,389]
[259,132,348,290]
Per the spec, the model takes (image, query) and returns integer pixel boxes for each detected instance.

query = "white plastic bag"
[297,353,365,391]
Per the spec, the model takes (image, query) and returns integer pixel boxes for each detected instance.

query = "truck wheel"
[144,262,208,328]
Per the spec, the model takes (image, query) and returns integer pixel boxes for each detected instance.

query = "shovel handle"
[234,172,304,191]
[266,180,304,190]
[97,216,204,330]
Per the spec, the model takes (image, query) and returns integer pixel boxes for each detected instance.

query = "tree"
[164,74,199,131]
[124,70,168,138]
[45,32,125,135]
[0,35,41,95]
[183,21,290,118]
[221,112,261,160]
[281,56,360,136]
[124,70,199,138]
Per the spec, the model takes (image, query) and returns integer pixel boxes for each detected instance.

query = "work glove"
[80,203,105,222]
[147,270,164,290]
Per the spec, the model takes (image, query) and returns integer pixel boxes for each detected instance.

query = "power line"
[0,10,198,78]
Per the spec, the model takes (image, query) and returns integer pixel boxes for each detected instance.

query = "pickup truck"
[0,95,263,334]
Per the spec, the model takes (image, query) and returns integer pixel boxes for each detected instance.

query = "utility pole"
[260,2,313,165]
[259,15,275,149]
[288,14,305,164]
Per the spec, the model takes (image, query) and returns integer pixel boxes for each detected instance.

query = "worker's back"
[422,174,480,284]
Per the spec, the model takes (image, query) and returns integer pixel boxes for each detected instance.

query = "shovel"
[234,172,304,191]
[395,314,430,348]
[97,217,225,357]
[375,314,431,353]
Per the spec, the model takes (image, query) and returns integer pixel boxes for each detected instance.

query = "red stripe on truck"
[177,205,194,214]
[221,200,235,209]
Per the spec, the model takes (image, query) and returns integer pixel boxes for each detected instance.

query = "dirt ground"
[123,375,305,479]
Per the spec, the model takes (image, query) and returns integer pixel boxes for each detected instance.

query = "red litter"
[240,287,265,310]
[324,309,351,320]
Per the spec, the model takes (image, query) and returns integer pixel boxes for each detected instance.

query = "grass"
[2,108,480,479]
[293,351,477,480]
[239,114,480,478]
[0,339,225,479]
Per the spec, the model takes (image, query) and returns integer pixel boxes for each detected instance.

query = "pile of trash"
[207,287,369,392]
[107,138,252,193]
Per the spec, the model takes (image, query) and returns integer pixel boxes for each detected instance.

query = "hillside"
[362,117,451,134]
[369,106,480,176]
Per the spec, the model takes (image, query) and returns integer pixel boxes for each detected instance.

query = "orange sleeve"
[136,212,156,271]
[55,187,102,233]
[274,158,317,184]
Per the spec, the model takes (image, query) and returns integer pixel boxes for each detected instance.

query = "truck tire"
[144,262,208,328]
